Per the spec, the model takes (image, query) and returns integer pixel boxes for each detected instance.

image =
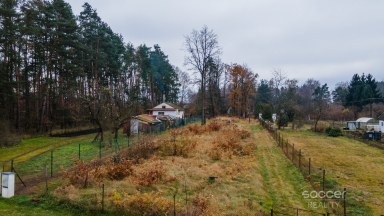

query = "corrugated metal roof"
[133,114,162,124]
[356,117,374,123]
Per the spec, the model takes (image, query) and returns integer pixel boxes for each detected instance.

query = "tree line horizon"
[1,0,383,146]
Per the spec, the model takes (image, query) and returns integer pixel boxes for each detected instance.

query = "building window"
[158,112,164,115]
[162,106,166,108]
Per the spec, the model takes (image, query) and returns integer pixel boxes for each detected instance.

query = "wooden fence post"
[343,188,347,216]
[99,141,102,159]
[309,158,311,175]
[270,209,273,216]
[292,144,295,162]
[102,183,105,212]
[78,143,81,160]
[299,150,302,169]
[286,140,288,155]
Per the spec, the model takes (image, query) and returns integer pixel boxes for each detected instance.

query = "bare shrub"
[205,121,221,132]
[106,158,133,180]
[67,161,93,188]
[53,184,80,202]
[187,194,210,215]
[209,131,255,159]
[135,161,166,186]
[187,124,203,135]
[124,137,159,163]
[160,136,197,157]
[311,122,329,133]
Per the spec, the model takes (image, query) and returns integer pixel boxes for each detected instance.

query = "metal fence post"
[343,188,347,216]
[51,150,53,177]
[322,169,325,192]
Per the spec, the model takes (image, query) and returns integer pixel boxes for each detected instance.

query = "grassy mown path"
[249,123,322,214]
[0,135,95,163]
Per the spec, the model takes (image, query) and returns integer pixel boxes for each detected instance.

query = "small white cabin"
[148,102,184,119]
[367,120,384,132]
[347,117,383,132]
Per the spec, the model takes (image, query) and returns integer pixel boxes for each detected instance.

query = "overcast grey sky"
[65,0,384,88]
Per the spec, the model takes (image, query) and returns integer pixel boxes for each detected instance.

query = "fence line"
[260,120,346,216]
[0,117,201,195]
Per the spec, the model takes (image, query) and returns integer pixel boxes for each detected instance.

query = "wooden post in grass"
[11,159,14,172]
[45,164,48,193]
[292,144,295,162]
[78,143,81,160]
[343,188,347,216]
[51,150,53,177]
[173,193,176,216]
[286,140,288,155]
[299,150,302,169]
[270,209,273,216]
[102,183,105,212]
[99,141,102,159]
[309,158,311,175]
[322,169,325,192]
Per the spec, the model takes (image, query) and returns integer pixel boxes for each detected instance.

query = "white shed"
[356,117,376,128]
[346,117,376,131]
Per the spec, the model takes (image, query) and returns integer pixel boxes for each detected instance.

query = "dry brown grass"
[134,160,166,186]
[109,190,173,215]
[280,129,384,215]
[55,117,313,215]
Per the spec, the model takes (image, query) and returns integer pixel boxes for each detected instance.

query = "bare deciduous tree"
[184,26,221,125]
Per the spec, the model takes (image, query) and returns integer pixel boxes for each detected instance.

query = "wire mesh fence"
[260,120,347,216]
[0,117,201,194]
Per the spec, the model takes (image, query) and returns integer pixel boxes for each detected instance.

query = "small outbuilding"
[346,117,380,131]
[130,114,162,134]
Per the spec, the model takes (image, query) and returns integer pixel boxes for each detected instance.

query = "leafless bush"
[123,137,159,163]
[135,161,166,186]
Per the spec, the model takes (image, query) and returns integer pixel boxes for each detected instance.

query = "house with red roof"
[147,102,184,119]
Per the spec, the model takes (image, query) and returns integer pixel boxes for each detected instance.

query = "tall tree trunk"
[201,76,206,125]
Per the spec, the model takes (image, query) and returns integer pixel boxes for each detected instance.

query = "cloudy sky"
[65,0,384,88]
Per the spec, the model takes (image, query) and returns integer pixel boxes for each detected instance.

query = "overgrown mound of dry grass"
[209,125,254,160]
[134,161,166,186]
[65,157,134,188]
[56,117,259,215]
[110,191,173,215]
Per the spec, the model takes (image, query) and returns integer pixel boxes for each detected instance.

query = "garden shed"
[347,117,376,131]
[130,114,162,134]
[356,117,377,129]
